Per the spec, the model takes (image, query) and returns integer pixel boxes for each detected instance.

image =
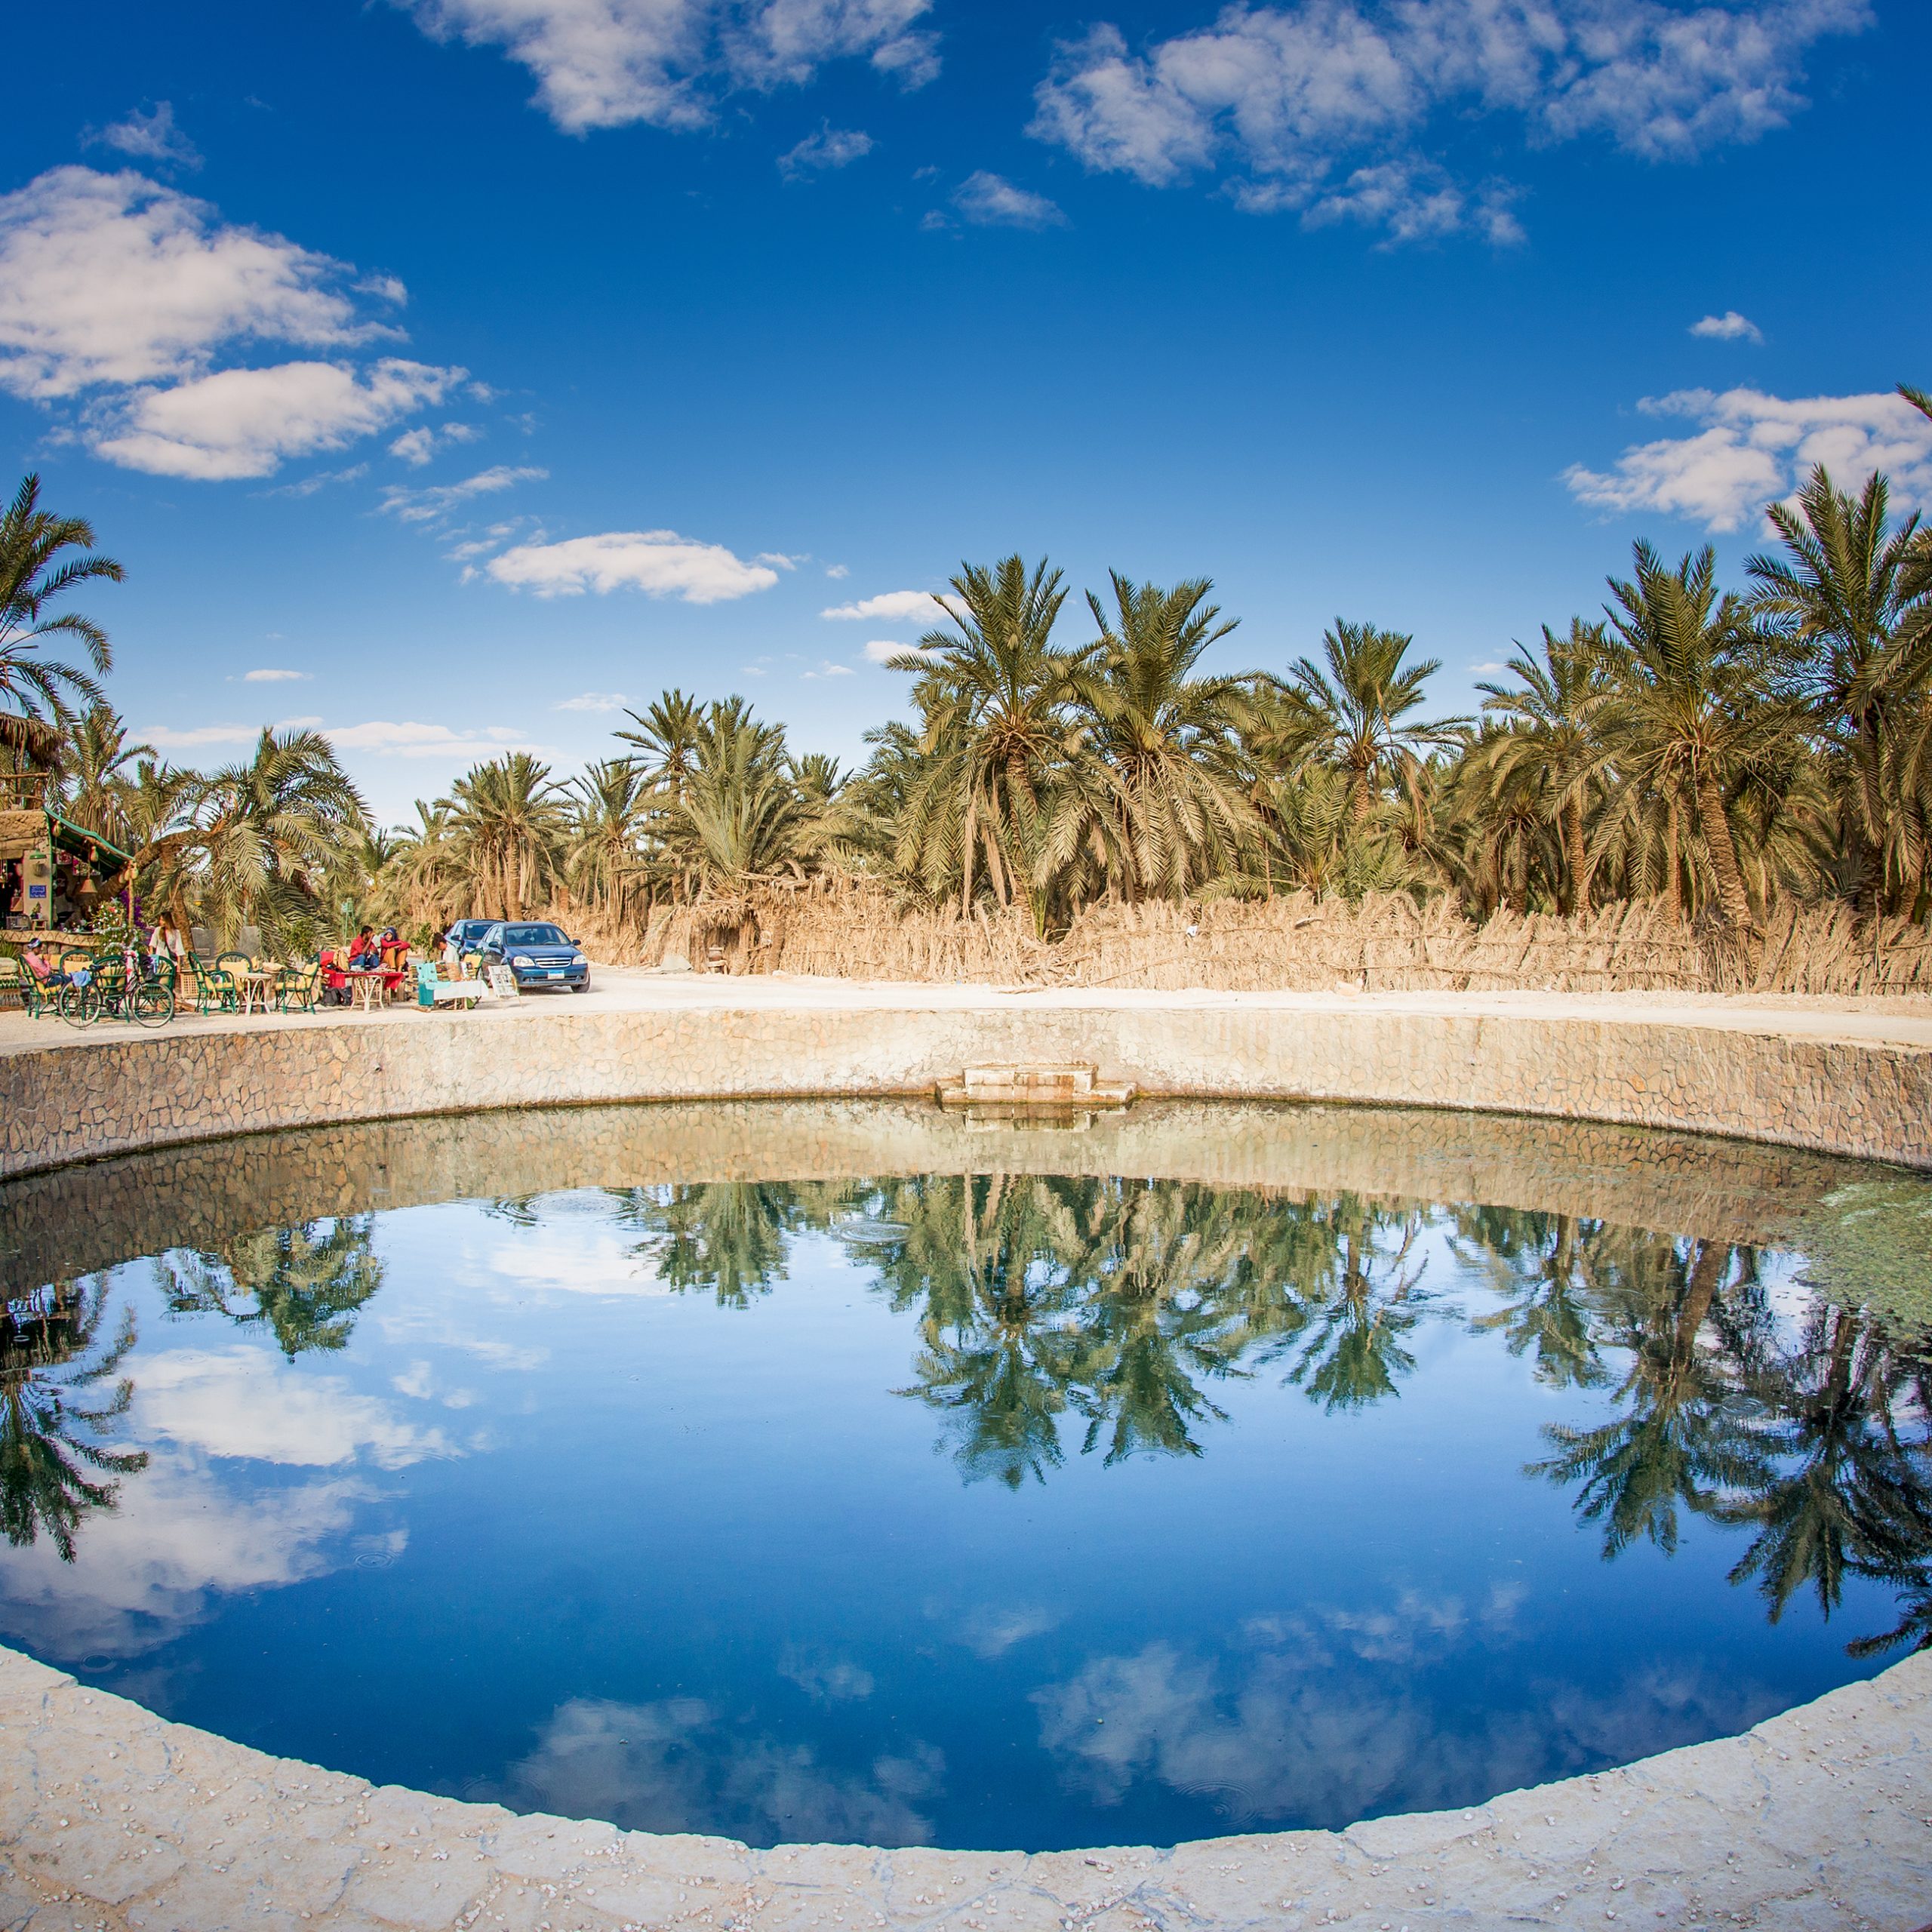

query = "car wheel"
[571,979,590,994]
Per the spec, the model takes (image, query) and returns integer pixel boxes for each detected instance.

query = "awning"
[46,813,133,876]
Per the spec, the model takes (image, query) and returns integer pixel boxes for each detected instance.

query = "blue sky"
[2,0,1927,823]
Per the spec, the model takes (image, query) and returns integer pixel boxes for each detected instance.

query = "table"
[235,968,281,1016]
[341,968,396,1011]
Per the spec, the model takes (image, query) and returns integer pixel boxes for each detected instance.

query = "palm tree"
[1456,1208,1608,1390]
[55,703,154,847]
[890,556,1083,931]
[566,758,651,918]
[442,752,569,919]
[1746,466,1932,912]
[1056,573,1257,902]
[617,689,706,801]
[1468,622,1618,914]
[1284,620,1467,823]
[672,703,808,897]
[0,474,124,768]
[1600,544,1795,932]
[143,728,367,948]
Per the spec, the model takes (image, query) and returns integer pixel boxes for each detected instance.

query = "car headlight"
[511,954,533,968]
[571,953,587,966]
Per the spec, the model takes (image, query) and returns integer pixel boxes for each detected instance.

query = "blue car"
[478,921,592,993]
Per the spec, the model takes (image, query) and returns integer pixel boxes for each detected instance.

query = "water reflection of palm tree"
[610,1182,804,1307]
[1264,1195,1433,1411]
[1531,1235,1770,1555]
[0,1276,149,1560]
[872,1174,1088,1487]
[1454,1208,1607,1390]
[1718,1303,1932,1625]
[158,1217,384,1358]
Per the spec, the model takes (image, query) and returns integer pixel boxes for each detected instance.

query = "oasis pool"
[1,1099,1926,1852]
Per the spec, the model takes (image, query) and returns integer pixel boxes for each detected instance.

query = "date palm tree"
[1467,622,1619,914]
[0,474,124,765]
[617,689,706,801]
[566,758,651,919]
[143,728,367,948]
[55,703,154,848]
[890,556,1084,931]
[1746,465,1932,912]
[1056,573,1257,902]
[1285,620,1467,823]
[1600,544,1795,933]
[442,752,569,920]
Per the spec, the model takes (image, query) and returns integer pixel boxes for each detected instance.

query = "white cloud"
[92,358,462,480]
[780,123,875,178]
[1030,0,1871,244]
[259,461,371,499]
[862,637,934,665]
[555,691,629,712]
[1301,162,1522,246]
[0,166,463,480]
[1690,309,1764,343]
[801,660,856,678]
[1564,386,1932,533]
[952,170,1066,229]
[326,720,544,757]
[487,528,781,602]
[825,562,850,578]
[243,667,310,681]
[390,420,484,465]
[137,1345,454,1469]
[138,722,260,749]
[380,463,546,521]
[0,167,384,400]
[399,0,939,134]
[86,102,202,172]
[823,589,943,622]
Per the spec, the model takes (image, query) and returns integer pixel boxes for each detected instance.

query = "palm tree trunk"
[1564,799,1589,918]
[960,796,976,921]
[1694,774,1755,931]
[1663,794,1682,921]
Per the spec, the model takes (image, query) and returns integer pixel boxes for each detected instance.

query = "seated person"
[377,926,410,990]
[346,926,380,971]
[318,947,352,1006]
[20,940,57,985]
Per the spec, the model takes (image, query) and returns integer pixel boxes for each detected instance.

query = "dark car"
[445,918,503,954]
[478,921,591,993]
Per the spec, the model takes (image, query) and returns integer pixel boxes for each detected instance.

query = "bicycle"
[57,955,174,1029]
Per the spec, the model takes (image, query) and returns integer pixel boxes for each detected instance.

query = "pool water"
[1,1100,1927,1851]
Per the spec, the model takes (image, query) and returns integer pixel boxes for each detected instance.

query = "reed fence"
[558,885,1932,998]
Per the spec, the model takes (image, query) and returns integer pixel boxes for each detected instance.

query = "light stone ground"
[0,1645,1926,1932]
[2,977,1930,1928]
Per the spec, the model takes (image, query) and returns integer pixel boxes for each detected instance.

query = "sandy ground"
[3,964,1931,1057]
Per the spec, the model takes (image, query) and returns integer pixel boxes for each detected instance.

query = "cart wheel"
[133,984,176,1028]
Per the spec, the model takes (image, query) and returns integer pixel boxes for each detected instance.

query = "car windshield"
[502,925,567,946]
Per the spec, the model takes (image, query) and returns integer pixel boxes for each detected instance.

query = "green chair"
[188,953,238,1014]
[276,958,322,1014]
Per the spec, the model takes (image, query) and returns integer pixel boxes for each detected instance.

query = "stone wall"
[0,1095,1878,1295]
[2,1000,1930,1184]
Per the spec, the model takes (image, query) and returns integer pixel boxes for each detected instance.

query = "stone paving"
[0,1644,1926,1932]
